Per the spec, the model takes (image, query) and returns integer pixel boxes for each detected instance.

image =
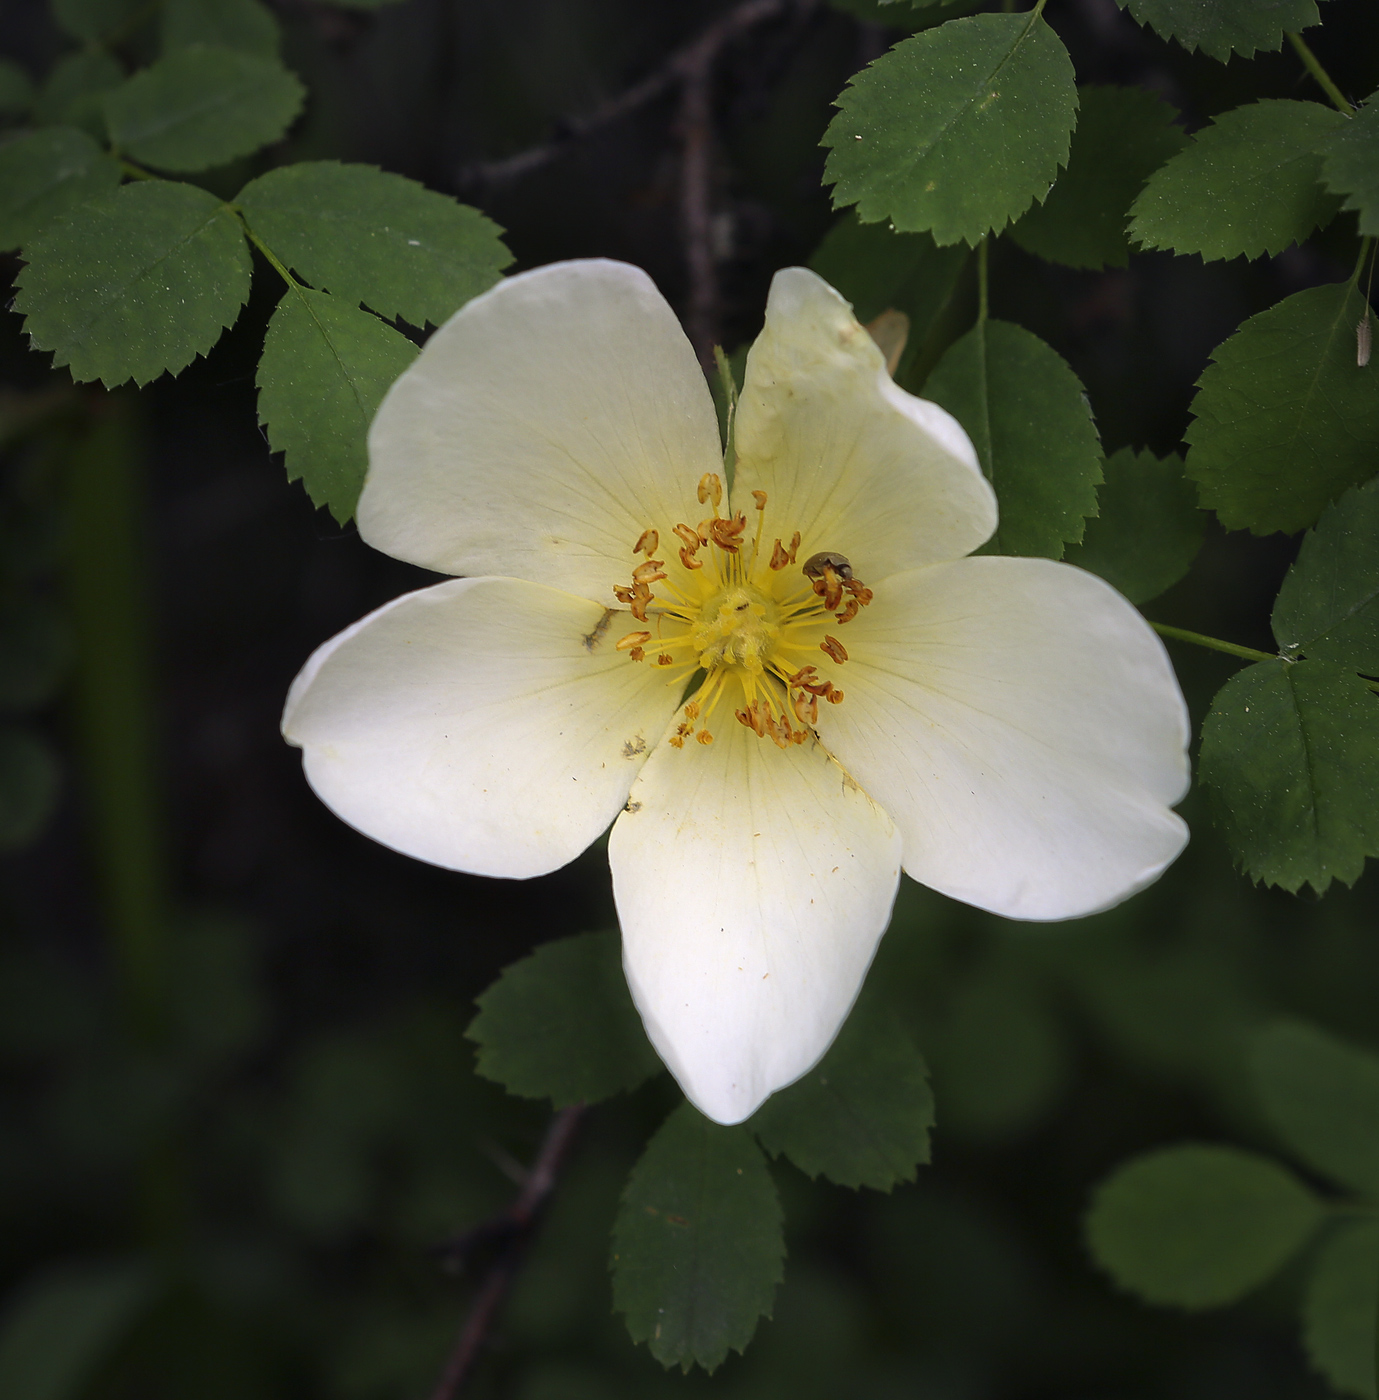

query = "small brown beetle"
[801,551,853,582]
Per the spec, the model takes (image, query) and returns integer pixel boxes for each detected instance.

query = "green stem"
[119,159,158,182]
[238,218,301,289]
[1150,622,1275,664]
[977,237,989,326]
[1285,32,1354,116]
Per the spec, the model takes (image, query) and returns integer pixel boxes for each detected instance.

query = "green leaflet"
[1252,1021,1379,1197]
[0,1258,156,1400]
[1063,447,1204,604]
[255,288,418,522]
[1085,1144,1323,1308]
[1011,85,1187,271]
[52,0,148,43]
[1129,100,1346,262]
[611,1102,783,1373]
[1273,476,1379,675]
[751,1003,933,1190]
[1303,1220,1379,1400]
[1113,0,1320,61]
[1198,659,1379,894]
[160,0,281,58]
[1321,98,1379,237]
[34,51,124,138]
[0,127,121,252]
[1184,281,1379,536]
[0,59,36,117]
[14,180,251,387]
[0,725,61,852]
[923,318,1102,558]
[236,162,511,327]
[822,12,1078,246]
[466,930,662,1108]
[103,45,305,173]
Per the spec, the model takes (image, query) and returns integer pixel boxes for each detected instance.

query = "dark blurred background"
[2,0,1378,1395]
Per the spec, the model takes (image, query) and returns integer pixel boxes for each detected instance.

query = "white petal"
[815,557,1190,921]
[609,715,902,1125]
[732,267,997,580]
[361,260,723,604]
[282,577,680,878]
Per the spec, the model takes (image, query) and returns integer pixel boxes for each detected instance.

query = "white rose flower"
[282,259,1190,1125]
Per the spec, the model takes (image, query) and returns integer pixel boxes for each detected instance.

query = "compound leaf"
[1198,658,1379,894]
[1086,1144,1323,1308]
[1130,100,1345,261]
[924,318,1101,557]
[611,1102,783,1373]
[467,930,661,1108]
[103,45,304,173]
[1064,447,1204,603]
[1011,85,1187,270]
[15,179,251,387]
[1321,98,1379,237]
[822,11,1077,246]
[1252,1020,1379,1196]
[236,161,510,327]
[752,1004,933,1190]
[0,127,121,251]
[1304,1220,1379,1400]
[160,0,280,57]
[1184,281,1379,535]
[255,288,417,521]
[1273,476,1379,674]
[34,51,123,137]
[1112,0,1320,61]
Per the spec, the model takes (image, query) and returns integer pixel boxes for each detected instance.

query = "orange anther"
[684,701,701,720]
[679,547,704,570]
[708,514,747,553]
[669,734,685,749]
[633,529,659,556]
[697,473,723,509]
[632,559,666,583]
[617,631,652,651]
[769,540,790,571]
[835,598,860,625]
[827,688,844,703]
[629,646,645,661]
[751,490,767,510]
[674,523,700,548]
[696,729,714,745]
[657,653,673,666]
[821,635,848,665]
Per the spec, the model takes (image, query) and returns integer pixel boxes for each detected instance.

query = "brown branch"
[426,1105,586,1400]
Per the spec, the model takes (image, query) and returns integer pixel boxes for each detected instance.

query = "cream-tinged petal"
[361,260,722,604]
[733,267,997,581]
[282,576,680,878]
[815,557,1190,921]
[609,715,902,1125]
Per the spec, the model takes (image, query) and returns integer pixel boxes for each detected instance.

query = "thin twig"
[426,1105,586,1400]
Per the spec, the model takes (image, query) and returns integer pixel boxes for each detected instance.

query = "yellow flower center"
[613,473,872,750]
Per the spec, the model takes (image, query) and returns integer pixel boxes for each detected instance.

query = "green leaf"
[751,1004,933,1190]
[1113,0,1320,61]
[1304,1220,1379,1400]
[52,0,148,43]
[1184,281,1379,535]
[1011,85,1187,270]
[0,1258,155,1400]
[0,725,61,852]
[1321,99,1379,237]
[610,1102,783,1373]
[161,0,280,57]
[236,162,510,327]
[1086,1144,1323,1308]
[255,288,417,521]
[34,51,124,138]
[467,931,661,1107]
[923,318,1102,557]
[0,127,122,252]
[103,46,305,173]
[15,180,251,388]
[1129,100,1345,262]
[1252,1020,1379,1196]
[1063,447,1205,604]
[1198,659,1379,894]
[822,12,1078,246]
[0,600,72,712]
[0,59,36,117]
[1273,476,1379,674]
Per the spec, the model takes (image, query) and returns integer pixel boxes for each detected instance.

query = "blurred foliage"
[2,0,1379,1395]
